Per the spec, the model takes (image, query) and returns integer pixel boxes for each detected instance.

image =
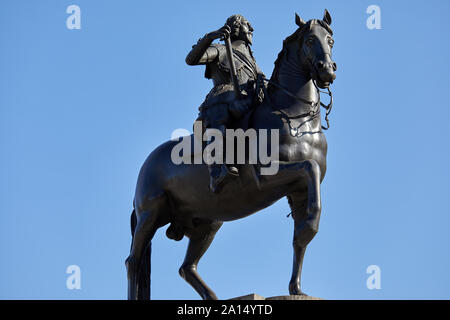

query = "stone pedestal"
[230,293,266,300]
[266,295,323,300]
[231,294,323,300]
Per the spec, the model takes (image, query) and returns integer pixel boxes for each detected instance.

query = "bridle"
[313,79,333,131]
[258,75,333,137]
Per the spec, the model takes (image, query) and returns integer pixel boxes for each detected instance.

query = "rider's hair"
[226,14,246,40]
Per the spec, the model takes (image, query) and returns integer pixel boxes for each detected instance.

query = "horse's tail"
[130,208,152,300]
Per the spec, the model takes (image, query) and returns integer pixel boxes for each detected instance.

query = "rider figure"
[186,14,264,193]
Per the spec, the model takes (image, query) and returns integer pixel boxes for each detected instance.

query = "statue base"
[230,294,323,300]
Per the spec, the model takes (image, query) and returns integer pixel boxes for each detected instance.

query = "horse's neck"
[269,47,319,112]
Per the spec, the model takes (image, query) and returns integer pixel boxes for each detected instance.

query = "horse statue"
[126,10,337,300]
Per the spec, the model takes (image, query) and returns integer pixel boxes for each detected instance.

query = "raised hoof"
[179,265,218,300]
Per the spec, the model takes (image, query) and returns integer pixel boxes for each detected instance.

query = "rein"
[259,76,333,136]
[313,79,333,131]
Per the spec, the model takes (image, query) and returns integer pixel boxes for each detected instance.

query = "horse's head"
[294,10,337,88]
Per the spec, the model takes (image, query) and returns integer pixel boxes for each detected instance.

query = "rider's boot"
[208,163,229,193]
[208,163,240,193]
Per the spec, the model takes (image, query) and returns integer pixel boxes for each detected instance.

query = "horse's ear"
[323,9,332,25]
[295,13,306,27]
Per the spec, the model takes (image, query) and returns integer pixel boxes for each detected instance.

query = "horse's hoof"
[289,282,307,296]
[203,292,218,300]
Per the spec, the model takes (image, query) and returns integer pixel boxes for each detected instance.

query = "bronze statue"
[126,10,337,300]
[186,14,265,193]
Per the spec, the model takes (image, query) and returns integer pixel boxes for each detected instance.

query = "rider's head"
[226,14,254,45]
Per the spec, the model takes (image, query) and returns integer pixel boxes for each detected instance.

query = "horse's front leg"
[287,160,322,296]
[258,159,322,295]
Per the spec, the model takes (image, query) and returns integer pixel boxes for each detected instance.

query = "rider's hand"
[207,25,231,41]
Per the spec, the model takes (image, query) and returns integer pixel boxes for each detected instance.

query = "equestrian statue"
[126,9,337,300]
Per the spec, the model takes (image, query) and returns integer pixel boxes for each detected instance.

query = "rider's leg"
[203,104,237,193]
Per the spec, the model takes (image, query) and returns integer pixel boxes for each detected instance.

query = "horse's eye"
[328,39,334,47]
[306,38,314,46]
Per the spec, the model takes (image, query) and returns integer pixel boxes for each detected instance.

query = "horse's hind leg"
[179,220,222,300]
[126,194,168,300]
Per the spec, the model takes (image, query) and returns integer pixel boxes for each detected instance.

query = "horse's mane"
[269,19,333,91]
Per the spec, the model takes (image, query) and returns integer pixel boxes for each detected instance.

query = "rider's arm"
[185,25,230,66]
[185,35,219,65]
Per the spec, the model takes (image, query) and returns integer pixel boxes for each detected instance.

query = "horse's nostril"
[332,62,337,71]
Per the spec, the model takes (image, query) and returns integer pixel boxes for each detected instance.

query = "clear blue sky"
[1,0,449,300]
